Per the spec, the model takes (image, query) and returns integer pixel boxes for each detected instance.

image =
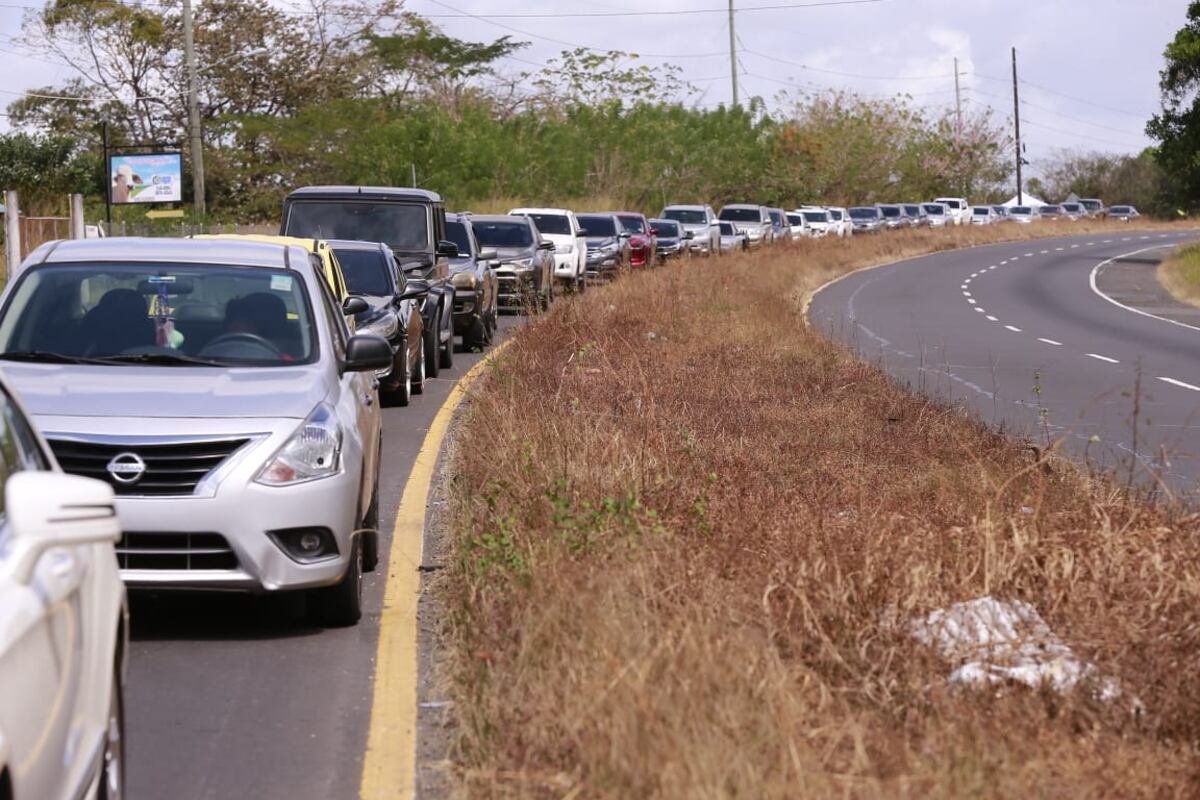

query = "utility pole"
[953,57,962,140]
[183,0,205,217]
[1012,46,1023,205]
[728,0,738,107]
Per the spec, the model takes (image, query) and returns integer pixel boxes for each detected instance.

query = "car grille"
[47,437,251,496]
[117,532,239,571]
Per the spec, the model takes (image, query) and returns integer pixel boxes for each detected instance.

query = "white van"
[933,197,970,226]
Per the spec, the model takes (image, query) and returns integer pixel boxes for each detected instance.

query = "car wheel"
[439,306,455,369]
[387,344,412,407]
[310,536,363,627]
[423,312,440,379]
[466,315,488,351]
[410,336,426,395]
[98,668,125,800]
[361,467,380,573]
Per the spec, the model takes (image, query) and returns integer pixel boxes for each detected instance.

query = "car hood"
[586,237,620,248]
[494,246,536,261]
[354,294,394,323]
[539,232,575,246]
[1,362,331,420]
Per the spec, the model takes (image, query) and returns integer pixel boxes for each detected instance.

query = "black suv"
[445,212,499,350]
[281,185,458,375]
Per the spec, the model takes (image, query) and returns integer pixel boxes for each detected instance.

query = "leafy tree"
[1148,0,1200,210]
[0,132,96,213]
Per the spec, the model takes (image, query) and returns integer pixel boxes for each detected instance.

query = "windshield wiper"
[0,350,114,365]
[94,352,225,367]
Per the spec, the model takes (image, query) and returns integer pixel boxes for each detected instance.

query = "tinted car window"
[879,206,901,218]
[652,220,681,237]
[617,216,646,234]
[445,220,473,255]
[850,207,879,219]
[284,201,430,251]
[922,205,945,215]
[719,222,736,235]
[787,214,804,225]
[0,263,318,365]
[333,249,394,296]
[664,209,706,225]
[828,209,843,220]
[577,215,618,237]
[524,214,571,235]
[803,212,828,223]
[474,221,535,247]
[719,207,762,222]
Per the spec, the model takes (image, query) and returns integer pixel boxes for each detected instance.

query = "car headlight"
[452,271,479,289]
[505,257,535,269]
[256,403,343,486]
[360,312,398,340]
[555,243,575,255]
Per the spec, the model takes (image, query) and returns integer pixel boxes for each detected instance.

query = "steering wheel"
[199,332,283,359]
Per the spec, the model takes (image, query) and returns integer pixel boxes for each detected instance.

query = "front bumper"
[496,269,537,306]
[453,289,483,331]
[553,253,580,280]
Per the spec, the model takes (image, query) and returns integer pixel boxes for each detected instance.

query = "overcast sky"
[0,0,1186,176]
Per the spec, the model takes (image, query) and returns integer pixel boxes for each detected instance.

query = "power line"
[421,0,889,19]
[972,70,1147,119]
[743,48,959,81]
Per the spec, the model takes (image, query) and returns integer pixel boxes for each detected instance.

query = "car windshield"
[284,201,430,252]
[904,206,921,215]
[828,209,843,220]
[719,207,762,222]
[1043,206,1061,213]
[879,206,900,218]
[937,199,963,209]
[445,220,473,255]
[474,220,535,247]
[1063,204,1081,212]
[523,213,571,235]
[333,248,393,296]
[618,216,646,234]
[577,215,618,237]
[719,222,736,234]
[973,207,989,215]
[0,263,317,366]
[1012,207,1031,214]
[923,205,944,214]
[1082,200,1102,209]
[664,208,706,225]
[767,210,784,225]
[787,214,804,225]
[850,207,878,219]
[652,220,681,237]
[803,212,828,223]
[1111,206,1133,213]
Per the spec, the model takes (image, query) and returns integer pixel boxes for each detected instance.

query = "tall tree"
[1147,0,1200,211]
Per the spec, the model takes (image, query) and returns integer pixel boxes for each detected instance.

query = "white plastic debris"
[911,596,1122,700]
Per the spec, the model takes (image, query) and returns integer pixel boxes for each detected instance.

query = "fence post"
[4,190,20,277]
[70,193,85,239]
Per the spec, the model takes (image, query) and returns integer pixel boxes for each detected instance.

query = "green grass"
[1158,243,1200,306]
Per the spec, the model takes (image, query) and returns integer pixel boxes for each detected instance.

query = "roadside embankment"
[443,222,1200,798]
[1158,241,1200,307]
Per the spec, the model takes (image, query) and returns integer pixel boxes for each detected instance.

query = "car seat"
[81,288,155,356]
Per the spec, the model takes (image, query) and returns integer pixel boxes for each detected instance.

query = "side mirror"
[399,283,428,301]
[478,248,498,261]
[683,231,694,239]
[436,240,459,258]
[344,334,395,372]
[6,472,119,585]
[342,296,369,316]
[619,232,631,239]
[577,229,589,237]
[537,241,555,251]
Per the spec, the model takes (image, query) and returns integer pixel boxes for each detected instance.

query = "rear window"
[333,248,393,296]
[719,207,762,222]
[618,215,646,234]
[473,220,535,248]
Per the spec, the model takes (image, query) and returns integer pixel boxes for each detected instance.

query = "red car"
[613,212,658,268]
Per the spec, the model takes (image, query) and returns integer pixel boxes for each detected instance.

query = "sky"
[0,0,1186,176]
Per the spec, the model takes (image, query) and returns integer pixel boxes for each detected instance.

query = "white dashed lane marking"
[1004,325,1022,332]
[1038,338,1063,346]
[986,315,999,322]
[1087,353,1120,364]
[1158,376,1200,392]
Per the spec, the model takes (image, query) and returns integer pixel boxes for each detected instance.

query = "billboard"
[109,152,183,205]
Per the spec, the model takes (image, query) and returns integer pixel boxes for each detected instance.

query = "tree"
[0,133,96,213]
[1147,1,1200,211]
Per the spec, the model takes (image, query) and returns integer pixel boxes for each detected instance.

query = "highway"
[809,229,1200,496]
[124,314,527,800]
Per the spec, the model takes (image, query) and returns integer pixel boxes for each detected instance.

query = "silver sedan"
[0,237,393,626]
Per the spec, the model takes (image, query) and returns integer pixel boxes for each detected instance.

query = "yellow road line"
[360,340,512,800]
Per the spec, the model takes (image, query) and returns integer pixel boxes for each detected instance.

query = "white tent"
[1001,194,1047,207]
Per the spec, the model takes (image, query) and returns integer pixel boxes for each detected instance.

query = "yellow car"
[194,234,351,310]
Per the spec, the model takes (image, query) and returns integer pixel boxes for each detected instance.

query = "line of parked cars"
[843,196,1142,231]
[0,179,1150,798]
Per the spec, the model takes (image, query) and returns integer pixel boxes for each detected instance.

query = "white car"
[797,206,832,237]
[933,197,970,226]
[921,202,952,227]
[1009,206,1039,224]
[660,204,721,257]
[508,208,588,293]
[785,211,809,239]
[825,207,853,238]
[0,378,126,800]
[969,205,999,225]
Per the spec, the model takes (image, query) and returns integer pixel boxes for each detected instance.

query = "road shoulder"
[1095,246,1200,327]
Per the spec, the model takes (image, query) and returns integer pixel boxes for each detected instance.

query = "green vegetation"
[3,0,1011,222]
[1157,243,1200,307]
[1149,1,1200,213]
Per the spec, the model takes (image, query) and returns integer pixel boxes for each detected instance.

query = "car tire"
[387,344,411,407]
[424,312,440,379]
[311,537,363,628]
[410,337,426,395]
[439,306,454,369]
[98,667,125,800]
[466,315,488,351]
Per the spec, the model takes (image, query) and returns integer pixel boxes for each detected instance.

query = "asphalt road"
[809,228,1200,496]
[125,311,529,800]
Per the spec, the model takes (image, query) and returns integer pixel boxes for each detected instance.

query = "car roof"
[22,237,306,271]
[471,214,533,224]
[575,211,617,218]
[509,207,573,215]
[325,238,389,252]
[662,204,707,210]
[286,185,442,203]
[611,211,645,218]
[721,203,762,208]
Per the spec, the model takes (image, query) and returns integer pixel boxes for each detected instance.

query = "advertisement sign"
[109,152,183,205]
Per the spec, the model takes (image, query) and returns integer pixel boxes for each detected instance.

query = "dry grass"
[1158,243,1200,308]
[443,220,1200,798]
